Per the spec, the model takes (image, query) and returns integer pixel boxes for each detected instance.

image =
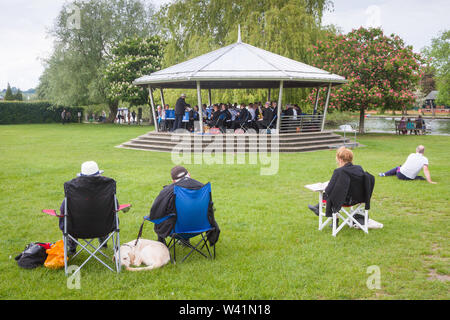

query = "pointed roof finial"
[237,25,242,43]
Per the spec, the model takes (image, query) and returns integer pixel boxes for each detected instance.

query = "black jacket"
[149,177,220,245]
[236,108,249,123]
[262,108,275,126]
[175,97,187,115]
[324,163,375,217]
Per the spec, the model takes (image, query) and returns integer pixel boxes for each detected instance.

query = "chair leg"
[332,214,337,237]
[63,234,68,276]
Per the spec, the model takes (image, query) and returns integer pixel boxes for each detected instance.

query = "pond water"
[333,117,450,135]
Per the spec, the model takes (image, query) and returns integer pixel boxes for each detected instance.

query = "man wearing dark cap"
[148,166,220,246]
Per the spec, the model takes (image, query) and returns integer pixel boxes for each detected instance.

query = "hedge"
[0,101,83,125]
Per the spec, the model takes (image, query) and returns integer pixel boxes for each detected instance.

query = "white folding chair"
[318,197,369,237]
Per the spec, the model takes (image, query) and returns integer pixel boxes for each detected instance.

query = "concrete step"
[119,140,350,153]
[118,130,355,154]
[127,137,349,149]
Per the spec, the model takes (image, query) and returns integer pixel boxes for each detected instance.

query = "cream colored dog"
[119,239,170,271]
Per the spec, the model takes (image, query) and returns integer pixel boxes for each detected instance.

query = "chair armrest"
[42,209,63,218]
[145,214,175,225]
[117,204,132,213]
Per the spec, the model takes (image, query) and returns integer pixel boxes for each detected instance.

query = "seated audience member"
[398,117,407,135]
[308,147,375,227]
[149,166,220,246]
[415,116,425,135]
[406,118,415,134]
[59,161,119,255]
[379,145,437,184]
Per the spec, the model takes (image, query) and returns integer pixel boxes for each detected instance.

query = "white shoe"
[368,219,383,229]
[352,219,383,229]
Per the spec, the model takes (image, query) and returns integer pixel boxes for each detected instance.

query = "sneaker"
[308,204,320,216]
[368,219,383,229]
[378,173,385,177]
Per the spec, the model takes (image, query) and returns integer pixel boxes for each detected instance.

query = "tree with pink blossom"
[307,27,426,133]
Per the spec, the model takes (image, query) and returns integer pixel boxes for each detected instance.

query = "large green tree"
[156,0,332,105]
[37,0,156,118]
[422,30,450,106]
[308,27,425,133]
[102,36,164,120]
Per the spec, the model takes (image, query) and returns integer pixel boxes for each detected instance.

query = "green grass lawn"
[0,124,448,300]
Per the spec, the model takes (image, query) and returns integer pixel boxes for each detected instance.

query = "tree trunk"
[359,105,365,134]
[107,101,119,123]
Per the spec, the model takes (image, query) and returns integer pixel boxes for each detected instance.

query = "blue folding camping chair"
[147,183,216,263]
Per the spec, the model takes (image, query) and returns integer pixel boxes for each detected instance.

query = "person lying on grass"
[148,166,220,247]
[378,145,437,184]
[307,147,376,228]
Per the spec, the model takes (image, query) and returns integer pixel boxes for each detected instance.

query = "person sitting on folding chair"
[147,166,220,247]
[44,160,131,275]
[58,161,119,255]
[207,105,221,128]
[307,147,375,229]
[232,103,250,131]
[256,103,275,132]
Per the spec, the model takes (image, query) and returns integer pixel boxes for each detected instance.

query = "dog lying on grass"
[119,239,170,271]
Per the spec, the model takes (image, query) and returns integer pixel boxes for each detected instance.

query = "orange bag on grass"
[44,240,67,269]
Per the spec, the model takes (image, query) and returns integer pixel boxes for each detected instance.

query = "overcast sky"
[0,0,448,90]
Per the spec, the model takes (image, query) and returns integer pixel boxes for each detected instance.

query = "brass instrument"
[257,104,263,120]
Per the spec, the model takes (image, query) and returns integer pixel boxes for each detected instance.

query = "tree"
[307,27,425,133]
[156,0,332,105]
[14,89,23,101]
[4,83,14,101]
[38,0,157,117]
[103,36,164,120]
[422,30,450,106]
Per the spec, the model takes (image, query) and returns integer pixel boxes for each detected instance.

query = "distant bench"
[395,120,430,135]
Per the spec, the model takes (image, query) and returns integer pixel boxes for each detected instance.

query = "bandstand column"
[148,85,159,132]
[276,81,284,132]
[197,81,204,133]
[321,83,332,132]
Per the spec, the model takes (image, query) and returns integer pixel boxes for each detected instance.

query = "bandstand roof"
[134,37,346,89]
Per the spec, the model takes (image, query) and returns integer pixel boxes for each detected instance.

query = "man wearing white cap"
[58,161,116,255]
[173,93,188,131]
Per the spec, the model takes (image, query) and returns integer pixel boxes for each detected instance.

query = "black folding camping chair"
[43,176,131,276]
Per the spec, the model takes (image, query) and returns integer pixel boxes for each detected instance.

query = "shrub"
[0,101,83,125]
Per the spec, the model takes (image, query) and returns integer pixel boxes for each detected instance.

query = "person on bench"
[58,161,119,255]
[148,166,220,246]
[379,145,437,184]
[307,147,375,227]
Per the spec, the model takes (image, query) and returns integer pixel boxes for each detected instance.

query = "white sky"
[0,0,448,90]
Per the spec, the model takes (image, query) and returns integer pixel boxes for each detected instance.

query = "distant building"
[424,91,438,108]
